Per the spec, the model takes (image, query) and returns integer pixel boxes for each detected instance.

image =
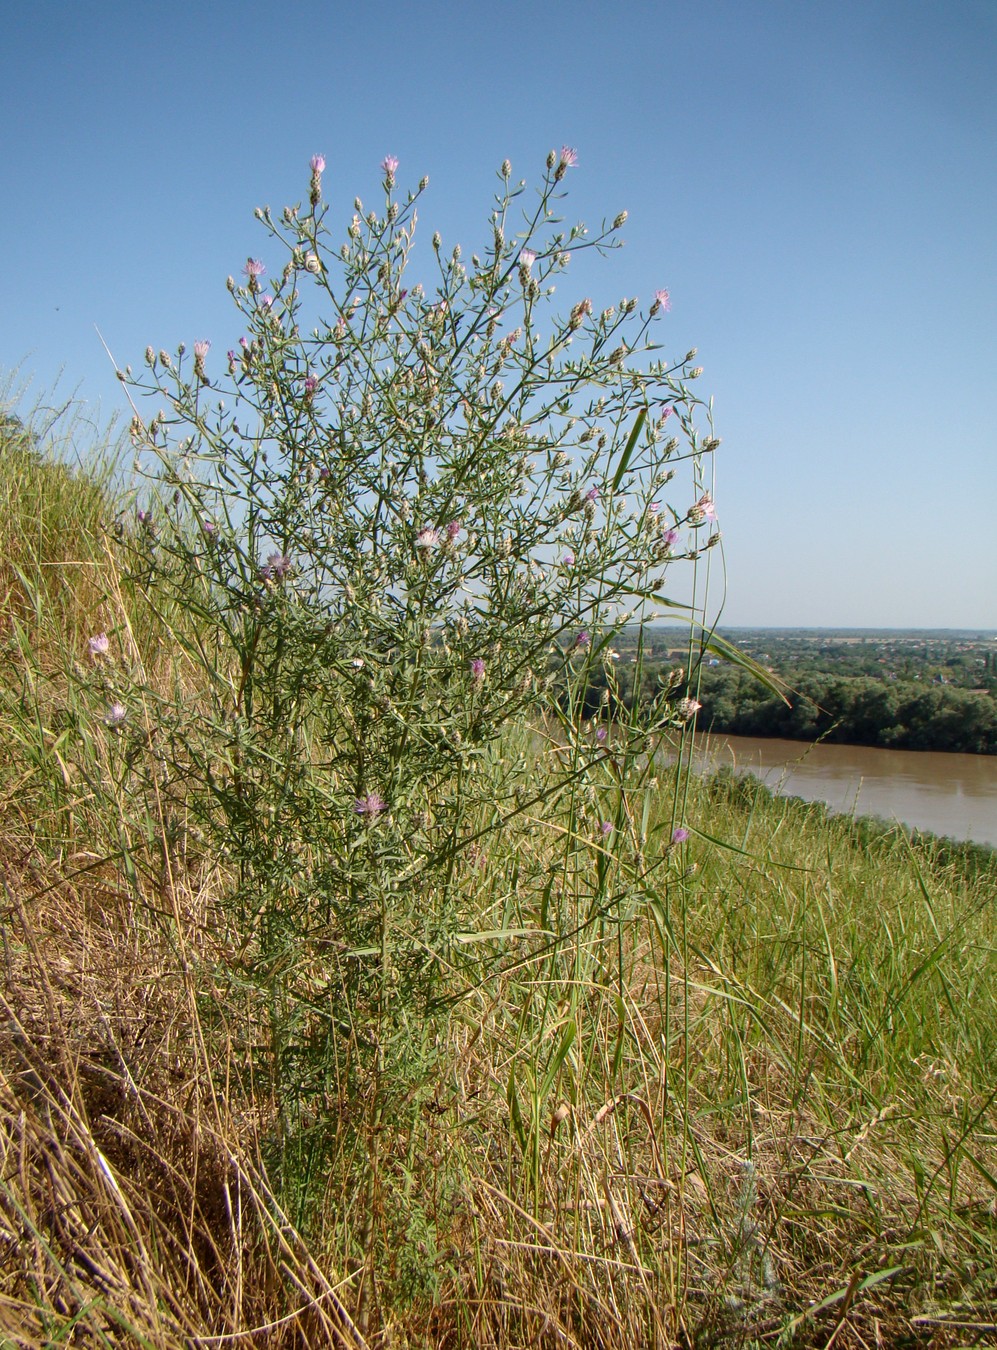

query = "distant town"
[594,627,997,753]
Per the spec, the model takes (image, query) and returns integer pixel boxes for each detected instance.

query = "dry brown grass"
[2,815,996,1347]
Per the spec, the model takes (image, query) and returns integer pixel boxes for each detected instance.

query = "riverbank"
[4,415,997,1346]
[690,732,997,850]
[4,735,997,1345]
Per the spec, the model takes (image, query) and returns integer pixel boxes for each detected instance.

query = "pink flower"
[648,503,660,515]
[671,827,690,844]
[653,289,671,312]
[415,527,440,552]
[193,339,210,360]
[310,154,326,174]
[260,294,274,308]
[446,519,461,541]
[354,792,387,817]
[662,527,679,549]
[595,726,607,743]
[600,821,613,836]
[304,374,318,395]
[381,155,399,175]
[519,248,536,269]
[88,633,110,657]
[470,658,486,684]
[105,701,127,727]
[677,697,701,720]
[261,552,292,582]
[242,258,266,280]
[689,493,717,525]
[562,552,575,566]
[574,630,590,650]
[559,146,578,168]
[585,486,599,503]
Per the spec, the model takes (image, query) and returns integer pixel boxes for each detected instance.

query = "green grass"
[1,402,996,1347]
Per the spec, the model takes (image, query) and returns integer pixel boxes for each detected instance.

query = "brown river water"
[688,735,997,849]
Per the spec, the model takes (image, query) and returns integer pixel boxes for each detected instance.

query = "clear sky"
[3,0,994,628]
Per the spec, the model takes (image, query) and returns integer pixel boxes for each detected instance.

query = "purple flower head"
[354,791,387,817]
[202,519,217,536]
[260,293,274,308]
[662,527,680,549]
[470,658,486,684]
[193,339,210,360]
[648,503,660,515]
[600,821,613,837]
[381,154,399,176]
[304,374,318,396]
[671,827,690,845]
[310,154,326,174]
[689,493,717,525]
[239,337,249,349]
[653,289,671,312]
[137,508,153,527]
[559,146,579,168]
[585,485,599,503]
[562,551,575,566]
[519,248,536,269]
[595,726,607,743]
[319,466,332,481]
[88,633,110,657]
[105,701,127,727]
[415,527,440,553]
[242,258,266,280]
[574,630,590,650]
[227,349,238,363]
[261,552,292,582]
[446,519,461,541]
[659,405,674,423]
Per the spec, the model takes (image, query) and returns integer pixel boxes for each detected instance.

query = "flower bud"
[501,159,511,178]
[546,149,557,169]
[613,210,628,229]
[689,367,703,379]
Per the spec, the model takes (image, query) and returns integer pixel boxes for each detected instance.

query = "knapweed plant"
[120,149,718,1176]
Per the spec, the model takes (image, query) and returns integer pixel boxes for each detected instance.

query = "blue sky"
[3,0,994,628]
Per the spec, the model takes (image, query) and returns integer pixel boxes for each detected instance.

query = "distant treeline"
[575,657,997,755]
[697,667,997,754]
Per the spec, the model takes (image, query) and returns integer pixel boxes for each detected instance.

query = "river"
[691,735,997,849]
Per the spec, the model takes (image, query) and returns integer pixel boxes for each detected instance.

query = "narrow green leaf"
[611,407,647,494]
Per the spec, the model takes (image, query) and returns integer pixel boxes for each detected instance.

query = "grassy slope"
[1,414,996,1347]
